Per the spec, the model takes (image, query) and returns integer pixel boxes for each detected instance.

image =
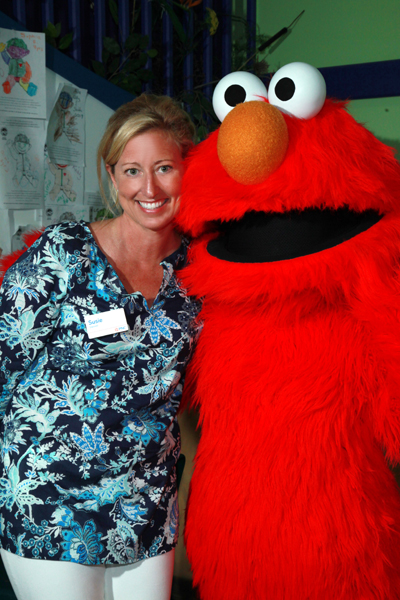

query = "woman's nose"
[142,173,159,197]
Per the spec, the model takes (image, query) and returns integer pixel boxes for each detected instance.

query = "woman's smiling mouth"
[137,199,169,210]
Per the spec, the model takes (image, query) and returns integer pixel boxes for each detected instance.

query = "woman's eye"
[212,71,268,123]
[159,165,172,173]
[127,168,139,176]
[268,62,326,120]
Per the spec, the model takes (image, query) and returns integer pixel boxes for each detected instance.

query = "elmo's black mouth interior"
[207,208,383,263]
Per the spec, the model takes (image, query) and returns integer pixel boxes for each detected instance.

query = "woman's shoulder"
[43,220,91,242]
[14,220,91,248]
[32,220,95,254]
[0,221,92,286]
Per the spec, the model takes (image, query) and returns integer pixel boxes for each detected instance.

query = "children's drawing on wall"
[0,116,45,208]
[84,191,113,219]
[7,133,39,189]
[0,209,11,255]
[47,83,87,167]
[84,190,102,206]
[53,91,80,144]
[44,147,84,206]
[41,201,104,227]
[0,28,46,118]
[48,163,77,202]
[42,205,90,227]
[0,37,37,97]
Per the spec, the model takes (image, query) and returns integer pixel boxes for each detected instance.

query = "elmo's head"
[178,63,400,256]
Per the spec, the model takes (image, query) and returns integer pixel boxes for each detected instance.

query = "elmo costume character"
[177,63,400,600]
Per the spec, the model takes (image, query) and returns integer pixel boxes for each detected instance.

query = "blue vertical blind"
[3,0,256,99]
[94,1,106,62]
[12,0,26,26]
[68,0,81,63]
[118,0,130,51]
[141,0,152,91]
[202,0,213,99]
[162,7,174,97]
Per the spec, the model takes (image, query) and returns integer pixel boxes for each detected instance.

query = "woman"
[0,94,201,600]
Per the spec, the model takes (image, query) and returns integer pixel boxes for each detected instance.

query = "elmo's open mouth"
[207,208,382,263]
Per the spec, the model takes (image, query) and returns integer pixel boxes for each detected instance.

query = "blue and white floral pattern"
[0,221,202,564]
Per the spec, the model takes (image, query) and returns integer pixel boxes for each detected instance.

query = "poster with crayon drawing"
[0,28,46,119]
[47,83,87,167]
[41,203,104,227]
[0,116,46,208]
[44,147,84,206]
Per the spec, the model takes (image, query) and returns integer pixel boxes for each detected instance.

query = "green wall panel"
[256,0,400,147]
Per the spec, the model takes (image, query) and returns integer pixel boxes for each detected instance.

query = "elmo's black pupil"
[275,77,295,101]
[224,85,246,107]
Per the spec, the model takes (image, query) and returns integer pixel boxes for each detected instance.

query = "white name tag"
[84,308,129,339]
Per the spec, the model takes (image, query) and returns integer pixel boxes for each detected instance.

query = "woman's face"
[107,129,184,235]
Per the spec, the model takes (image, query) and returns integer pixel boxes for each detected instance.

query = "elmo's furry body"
[178,97,400,599]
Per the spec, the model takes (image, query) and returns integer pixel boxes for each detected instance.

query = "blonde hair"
[97,94,196,214]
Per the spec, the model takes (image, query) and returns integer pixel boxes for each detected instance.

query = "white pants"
[1,548,174,600]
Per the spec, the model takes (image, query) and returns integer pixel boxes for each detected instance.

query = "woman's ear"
[106,164,117,189]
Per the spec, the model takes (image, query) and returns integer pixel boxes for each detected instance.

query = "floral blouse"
[0,221,202,565]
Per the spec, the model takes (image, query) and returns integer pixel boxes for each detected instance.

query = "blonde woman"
[0,94,201,600]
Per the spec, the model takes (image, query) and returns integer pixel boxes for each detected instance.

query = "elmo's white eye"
[212,72,268,123]
[268,62,326,120]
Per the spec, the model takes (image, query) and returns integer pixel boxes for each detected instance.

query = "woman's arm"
[0,227,69,420]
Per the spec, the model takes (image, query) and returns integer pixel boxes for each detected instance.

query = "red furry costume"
[177,64,400,599]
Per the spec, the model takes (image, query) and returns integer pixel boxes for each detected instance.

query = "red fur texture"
[177,97,400,599]
[0,228,44,285]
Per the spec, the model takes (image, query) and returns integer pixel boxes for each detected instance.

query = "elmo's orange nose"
[217,101,288,185]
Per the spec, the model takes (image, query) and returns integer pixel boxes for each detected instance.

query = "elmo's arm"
[371,325,400,465]
[355,267,400,465]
